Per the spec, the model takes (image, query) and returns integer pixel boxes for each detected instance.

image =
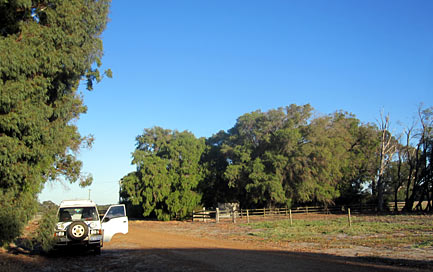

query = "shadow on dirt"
[5,240,97,258]
[1,247,432,272]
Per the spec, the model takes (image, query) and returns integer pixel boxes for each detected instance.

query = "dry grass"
[243,214,433,249]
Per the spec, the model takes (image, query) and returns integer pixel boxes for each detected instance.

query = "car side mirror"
[103,217,110,222]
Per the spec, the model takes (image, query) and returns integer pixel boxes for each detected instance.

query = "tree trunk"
[376,111,396,212]
[403,164,414,211]
[394,155,402,212]
[377,175,384,212]
[404,143,422,212]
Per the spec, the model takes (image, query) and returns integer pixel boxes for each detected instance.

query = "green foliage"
[0,191,37,247]
[121,127,205,220]
[33,206,57,252]
[200,105,380,208]
[121,104,427,216]
[199,131,231,207]
[0,0,111,244]
[219,105,315,207]
[39,200,59,213]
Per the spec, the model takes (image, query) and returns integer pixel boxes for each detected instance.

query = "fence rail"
[192,202,404,223]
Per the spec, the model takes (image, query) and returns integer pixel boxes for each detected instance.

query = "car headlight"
[91,229,102,235]
[54,231,65,237]
[56,223,65,230]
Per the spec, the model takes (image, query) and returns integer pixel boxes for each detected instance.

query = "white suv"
[54,200,128,254]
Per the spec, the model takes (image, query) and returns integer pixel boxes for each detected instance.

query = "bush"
[0,193,36,247]
[0,211,25,247]
[0,198,58,253]
[33,207,58,253]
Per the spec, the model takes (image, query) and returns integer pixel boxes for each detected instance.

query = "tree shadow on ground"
[1,246,432,272]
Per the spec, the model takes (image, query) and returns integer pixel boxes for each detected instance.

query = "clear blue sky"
[39,0,433,205]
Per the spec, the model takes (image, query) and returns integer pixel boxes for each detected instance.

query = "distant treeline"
[120,104,433,220]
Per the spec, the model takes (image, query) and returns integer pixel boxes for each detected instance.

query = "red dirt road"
[0,221,430,272]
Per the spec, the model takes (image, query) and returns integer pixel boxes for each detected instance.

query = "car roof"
[59,199,97,208]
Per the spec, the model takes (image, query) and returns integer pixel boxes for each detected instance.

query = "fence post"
[285,208,288,216]
[247,209,250,224]
[289,209,293,226]
[216,208,220,223]
[348,208,352,227]
[232,206,236,224]
[263,208,266,217]
[202,207,206,222]
[306,206,308,214]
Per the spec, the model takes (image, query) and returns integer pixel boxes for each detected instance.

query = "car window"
[58,207,99,222]
[105,206,125,219]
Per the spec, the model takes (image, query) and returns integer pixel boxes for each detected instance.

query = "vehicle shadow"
[2,246,432,272]
[7,236,98,257]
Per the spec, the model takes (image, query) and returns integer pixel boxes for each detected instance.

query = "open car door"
[101,204,128,242]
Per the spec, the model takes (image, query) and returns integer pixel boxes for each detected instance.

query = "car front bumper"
[55,235,103,246]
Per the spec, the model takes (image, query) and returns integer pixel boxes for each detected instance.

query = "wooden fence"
[192,202,405,223]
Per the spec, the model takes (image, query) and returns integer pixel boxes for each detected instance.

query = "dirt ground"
[1,218,432,272]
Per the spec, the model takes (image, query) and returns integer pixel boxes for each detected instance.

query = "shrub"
[33,207,58,253]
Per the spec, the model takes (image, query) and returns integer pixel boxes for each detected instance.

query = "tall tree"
[0,0,111,244]
[209,106,380,209]
[199,130,232,207]
[221,104,313,208]
[297,112,357,206]
[387,151,410,212]
[402,125,417,211]
[120,127,205,220]
[403,106,433,211]
[376,111,398,211]
[337,121,379,205]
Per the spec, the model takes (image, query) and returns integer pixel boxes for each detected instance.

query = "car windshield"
[58,207,99,222]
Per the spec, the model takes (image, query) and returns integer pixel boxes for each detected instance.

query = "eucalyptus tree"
[199,130,232,207]
[376,112,399,211]
[121,127,205,220]
[221,104,314,208]
[335,118,379,204]
[218,106,380,208]
[0,0,111,244]
[403,106,433,211]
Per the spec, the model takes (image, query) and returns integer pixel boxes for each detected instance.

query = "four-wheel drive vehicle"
[54,200,128,254]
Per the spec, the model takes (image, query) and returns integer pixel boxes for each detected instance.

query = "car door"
[101,204,128,242]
